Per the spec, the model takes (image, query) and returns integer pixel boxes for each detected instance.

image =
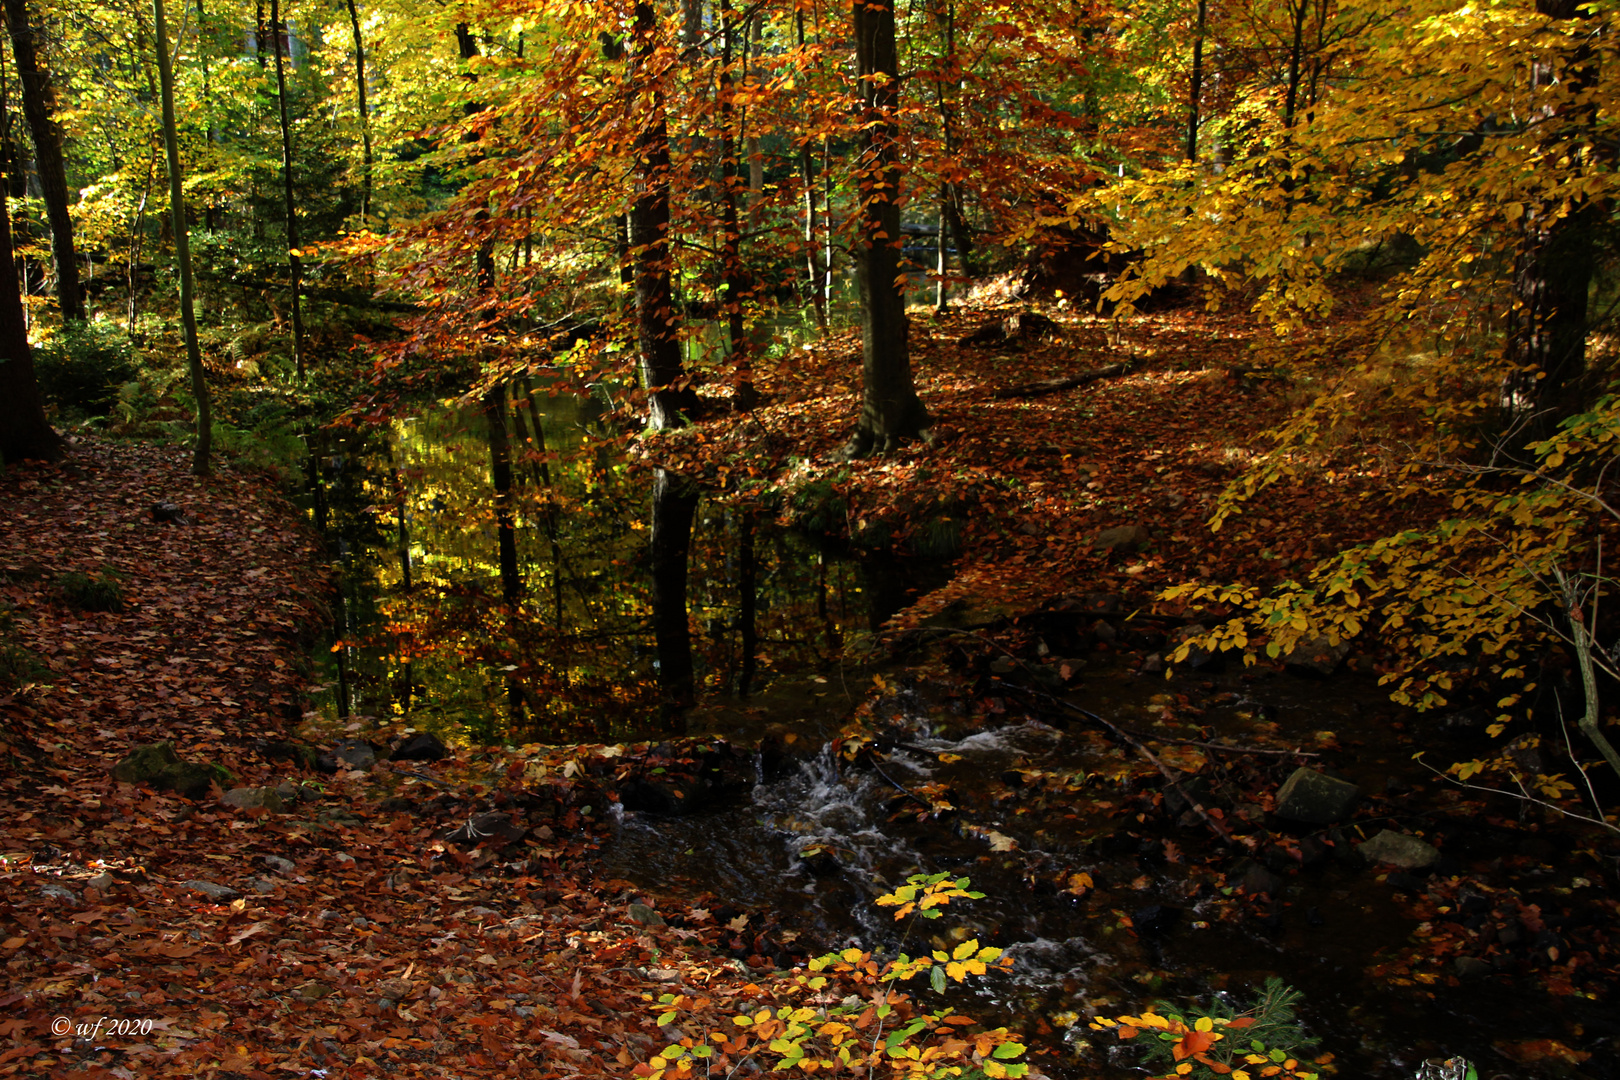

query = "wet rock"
[1235,860,1284,899]
[248,877,281,895]
[111,741,234,799]
[1132,904,1182,935]
[1093,525,1153,553]
[275,779,322,804]
[617,775,716,816]
[1386,871,1426,892]
[315,808,363,828]
[628,903,666,928]
[988,655,1018,676]
[445,812,527,848]
[1357,829,1440,870]
[85,872,116,892]
[1285,635,1352,676]
[317,738,378,773]
[392,732,448,762]
[1091,619,1118,644]
[262,855,296,875]
[1274,767,1360,825]
[184,880,239,902]
[221,786,285,813]
[1141,654,1165,673]
[39,883,78,903]
[1453,956,1493,979]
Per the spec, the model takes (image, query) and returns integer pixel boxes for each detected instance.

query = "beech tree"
[2,0,83,321]
[844,0,928,458]
[0,153,61,463]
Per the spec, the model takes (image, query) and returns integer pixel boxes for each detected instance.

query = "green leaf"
[992,1042,1027,1059]
[931,965,947,994]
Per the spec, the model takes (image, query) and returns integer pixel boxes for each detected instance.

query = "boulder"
[184,880,240,901]
[1092,525,1153,553]
[1357,829,1440,870]
[317,738,377,773]
[221,787,286,813]
[627,903,666,927]
[111,741,234,798]
[1274,767,1360,825]
[392,732,448,762]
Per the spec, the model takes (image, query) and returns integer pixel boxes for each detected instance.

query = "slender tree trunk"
[845,0,929,458]
[2,0,83,321]
[1186,0,1206,160]
[343,0,372,222]
[153,0,211,475]
[1283,0,1306,129]
[737,508,757,697]
[930,0,978,280]
[630,1,691,430]
[796,10,827,330]
[0,150,60,462]
[718,0,756,411]
[483,383,521,603]
[270,0,304,378]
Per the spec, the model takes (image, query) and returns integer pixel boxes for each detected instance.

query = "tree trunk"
[483,383,521,603]
[0,149,61,463]
[737,508,757,697]
[796,11,828,330]
[343,0,373,223]
[650,467,697,719]
[153,0,211,475]
[1501,0,1596,426]
[718,0,756,411]
[1186,0,1206,160]
[2,0,83,321]
[630,1,691,430]
[270,0,304,378]
[845,0,929,458]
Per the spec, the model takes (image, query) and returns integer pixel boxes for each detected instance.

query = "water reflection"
[304,388,946,744]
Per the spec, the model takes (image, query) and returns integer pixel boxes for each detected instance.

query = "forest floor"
[1,297,1614,1079]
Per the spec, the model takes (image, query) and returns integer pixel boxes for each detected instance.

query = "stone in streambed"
[1357,829,1440,870]
[1274,767,1360,825]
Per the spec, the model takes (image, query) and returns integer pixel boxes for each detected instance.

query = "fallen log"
[993,361,1128,399]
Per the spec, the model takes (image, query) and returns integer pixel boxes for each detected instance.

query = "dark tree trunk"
[650,468,697,719]
[343,0,373,222]
[845,0,929,458]
[340,0,370,221]
[483,384,521,602]
[1502,0,1596,425]
[630,2,692,430]
[2,0,83,321]
[1186,0,1207,160]
[270,0,304,378]
[737,508,757,697]
[153,0,210,475]
[0,151,61,463]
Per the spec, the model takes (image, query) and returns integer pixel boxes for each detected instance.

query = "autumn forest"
[2,0,1619,1077]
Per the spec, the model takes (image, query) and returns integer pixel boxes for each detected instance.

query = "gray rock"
[1093,525,1153,553]
[392,732,448,762]
[248,877,281,895]
[1141,654,1164,673]
[989,656,1018,675]
[183,880,240,901]
[39,883,78,902]
[262,855,297,875]
[1274,767,1361,824]
[85,872,116,892]
[221,787,286,813]
[275,779,322,804]
[318,738,377,772]
[1358,829,1440,870]
[628,903,666,927]
[1285,635,1351,676]
[1453,956,1493,979]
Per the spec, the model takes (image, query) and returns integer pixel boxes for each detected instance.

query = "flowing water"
[303,390,1606,1080]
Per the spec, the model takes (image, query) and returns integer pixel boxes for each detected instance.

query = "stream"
[301,389,1607,1080]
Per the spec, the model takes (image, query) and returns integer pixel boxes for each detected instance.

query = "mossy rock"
[111,741,235,798]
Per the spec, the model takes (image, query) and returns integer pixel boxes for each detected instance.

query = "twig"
[1047,697,1257,851]
[1411,755,1619,836]
[1113,727,1320,758]
[993,362,1129,400]
[868,758,934,812]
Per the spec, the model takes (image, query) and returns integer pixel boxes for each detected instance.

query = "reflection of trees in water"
[306,395,930,743]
